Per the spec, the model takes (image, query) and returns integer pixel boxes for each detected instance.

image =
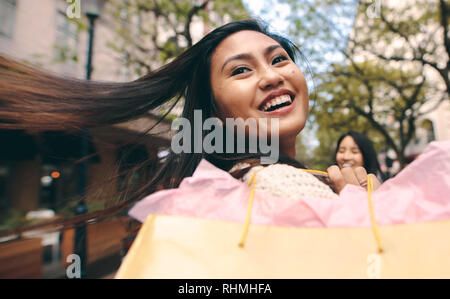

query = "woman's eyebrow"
[221,44,282,71]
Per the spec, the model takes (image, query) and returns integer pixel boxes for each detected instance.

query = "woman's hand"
[327,165,381,194]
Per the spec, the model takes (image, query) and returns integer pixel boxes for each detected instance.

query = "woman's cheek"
[286,65,302,77]
[357,155,365,167]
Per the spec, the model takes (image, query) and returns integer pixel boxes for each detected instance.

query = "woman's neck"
[280,138,296,159]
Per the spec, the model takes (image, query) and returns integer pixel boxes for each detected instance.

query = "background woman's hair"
[0,19,310,230]
[335,131,385,180]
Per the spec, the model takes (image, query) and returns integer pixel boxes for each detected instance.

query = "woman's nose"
[343,152,353,160]
[258,67,283,90]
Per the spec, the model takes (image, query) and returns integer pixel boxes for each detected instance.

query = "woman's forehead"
[340,136,359,147]
[211,30,281,63]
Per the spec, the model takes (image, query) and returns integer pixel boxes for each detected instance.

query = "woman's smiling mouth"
[261,94,292,111]
[341,163,354,168]
[258,89,295,114]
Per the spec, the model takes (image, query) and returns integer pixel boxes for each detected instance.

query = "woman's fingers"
[327,165,381,194]
[327,165,343,193]
[354,166,368,187]
[340,167,361,186]
[327,165,357,194]
[368,173,381,190]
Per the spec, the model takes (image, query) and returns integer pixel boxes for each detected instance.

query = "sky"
[243,0,292,35]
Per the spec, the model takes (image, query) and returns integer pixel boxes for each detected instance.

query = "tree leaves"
[105,0,249,77]
[276,0,449,172]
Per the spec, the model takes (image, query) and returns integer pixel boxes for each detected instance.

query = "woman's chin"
[279,120,306,138]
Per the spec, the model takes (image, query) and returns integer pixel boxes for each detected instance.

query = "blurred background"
[0,0,448,278]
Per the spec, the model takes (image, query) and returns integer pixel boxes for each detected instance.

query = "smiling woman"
[0,19,379,232]
[334,131,385,182]
[210,30,309,158]
[3,18,450,280]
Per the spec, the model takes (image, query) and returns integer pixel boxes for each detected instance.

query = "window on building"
[0,0,16,38]
[38,131,98,212]
[116,144,150,193]
[54,10,79,65]
[420,119,436,143]
[0,164,9,212]
[39,163,78,211]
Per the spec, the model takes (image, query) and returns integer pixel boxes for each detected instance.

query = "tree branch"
[418,94,447,116]
[379,9,416,53]
[440,0,450,63]
[351,103,400,156]
[184,0,210,47]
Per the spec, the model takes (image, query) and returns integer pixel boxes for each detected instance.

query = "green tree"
[273,0,449,172]
[278,0,449,97]
[105,0,249,76]
[355,0,450,97]
[312,60,440,171]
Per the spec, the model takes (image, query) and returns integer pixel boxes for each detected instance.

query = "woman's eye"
[231,67,250,76]
[272,55,288,65]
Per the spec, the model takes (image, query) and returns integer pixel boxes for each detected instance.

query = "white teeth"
[342,163,353,168]
[262,94,292,111]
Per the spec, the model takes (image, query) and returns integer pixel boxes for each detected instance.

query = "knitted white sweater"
[231,163,338,200]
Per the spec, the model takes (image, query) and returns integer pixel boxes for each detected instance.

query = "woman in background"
[335,131,385,184]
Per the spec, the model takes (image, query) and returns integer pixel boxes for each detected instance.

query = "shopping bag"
[116,141,450,278]
[115,214,450,278]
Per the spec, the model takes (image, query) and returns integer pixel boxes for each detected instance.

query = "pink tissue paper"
[129,141,450,227]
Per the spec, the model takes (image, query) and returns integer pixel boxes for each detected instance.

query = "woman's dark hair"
[335,131,385,180]
[0,19,309,230]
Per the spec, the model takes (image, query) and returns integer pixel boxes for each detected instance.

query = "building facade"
[0,0,177,227]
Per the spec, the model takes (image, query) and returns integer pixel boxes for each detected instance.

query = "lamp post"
[75,0,106,278]
[84,0,105,79]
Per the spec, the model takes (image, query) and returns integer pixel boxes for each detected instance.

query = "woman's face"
[209,30,309,141]
[336,136,365,170]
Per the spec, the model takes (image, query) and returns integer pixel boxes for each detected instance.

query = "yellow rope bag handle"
[238,170,260,248]
[239,170,383,253]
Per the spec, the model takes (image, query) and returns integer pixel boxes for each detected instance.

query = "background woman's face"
[336,136,364,170]
[209,30,309,140]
